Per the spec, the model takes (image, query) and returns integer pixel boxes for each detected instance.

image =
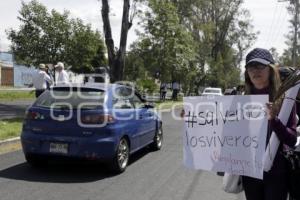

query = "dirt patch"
[0,141,22,155]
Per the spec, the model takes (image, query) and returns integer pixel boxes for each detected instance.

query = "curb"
[0,137,21,155]
[0,137,20,146]
[0,88,35,91]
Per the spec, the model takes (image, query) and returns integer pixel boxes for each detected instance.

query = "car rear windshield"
[34,87,105,110]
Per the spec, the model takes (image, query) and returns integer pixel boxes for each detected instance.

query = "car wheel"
[111,137,129,173]
[150,125,163,151]
[25,154,47,167]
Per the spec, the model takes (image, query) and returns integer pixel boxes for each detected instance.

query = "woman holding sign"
[242,48,297,200]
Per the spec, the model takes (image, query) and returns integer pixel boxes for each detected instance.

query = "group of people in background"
[32,61,69,98]
[159,81,180,101]
[226,85,245,95]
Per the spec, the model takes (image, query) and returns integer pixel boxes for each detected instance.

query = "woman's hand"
[266,102,278,120]
[180,109,185,118]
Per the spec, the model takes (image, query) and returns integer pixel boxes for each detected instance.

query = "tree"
[124,0,256,93]
[7,0,106,73]
[280,47,294,66]
[65,19,107,73]
[280,2,300,67]
[100,0,138,82]
[135,0,196,84]
[269,47,279,63]
[124,43,147,81]
[173,0,257,89]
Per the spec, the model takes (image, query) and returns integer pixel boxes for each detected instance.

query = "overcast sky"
[0,0,292,56]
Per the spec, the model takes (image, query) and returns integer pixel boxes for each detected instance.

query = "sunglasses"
[246,63,268,71]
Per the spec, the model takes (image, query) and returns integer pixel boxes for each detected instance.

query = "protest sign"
[183,95,268,179]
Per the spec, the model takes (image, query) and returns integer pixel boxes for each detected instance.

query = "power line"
[264,2,279,46]
[266,4,286,47]
[272,8,289,50]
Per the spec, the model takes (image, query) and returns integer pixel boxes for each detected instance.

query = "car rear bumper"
[21,131,117,161]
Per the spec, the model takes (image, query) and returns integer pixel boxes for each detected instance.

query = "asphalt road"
[0,100,33,119]
[0,111,246,200]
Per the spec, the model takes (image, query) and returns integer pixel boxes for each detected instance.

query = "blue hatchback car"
[21,83,163,173]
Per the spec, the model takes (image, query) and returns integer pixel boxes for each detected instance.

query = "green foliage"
[136,79,158,93]
[0,118,23,140]
[7,0,107,73]
[124,45,147,81]
[65,19,107,73]
[134,0,196,83]
[0,90,34,101]
[175,0,257,89]
[280,48,295,66]
[125,0,198,94]
[125,0,256,94]
[279,2,299,66]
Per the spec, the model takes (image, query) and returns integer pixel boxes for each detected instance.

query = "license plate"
[49,143,68,154]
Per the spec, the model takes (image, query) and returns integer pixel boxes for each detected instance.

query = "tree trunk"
[101,0,116,81]
[101,0,131,82]
[115,0,131,81]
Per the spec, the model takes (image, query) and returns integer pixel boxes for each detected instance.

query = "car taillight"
[25,111,45,120]
[81,114,114,124]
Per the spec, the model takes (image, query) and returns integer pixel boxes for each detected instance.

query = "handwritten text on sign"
[183,95,268,179]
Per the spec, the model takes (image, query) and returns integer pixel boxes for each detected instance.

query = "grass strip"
[0,118,23,140]
[0,90,34,101]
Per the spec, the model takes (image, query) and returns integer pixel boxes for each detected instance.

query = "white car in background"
[201,87,223,96]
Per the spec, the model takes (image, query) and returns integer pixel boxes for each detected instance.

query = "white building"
[1,52,110,87]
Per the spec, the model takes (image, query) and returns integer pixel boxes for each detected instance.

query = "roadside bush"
[136,79,158,94]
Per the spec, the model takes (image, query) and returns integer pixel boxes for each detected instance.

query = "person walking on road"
[171,81,180,101]
[242,48,297,200]
[160,82,167,101]
[55,62,69,85]
[32,63,53,98]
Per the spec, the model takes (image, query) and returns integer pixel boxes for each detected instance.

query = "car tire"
[150,124,163,151]
[111,137,129,173]
[25,154,47,167]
